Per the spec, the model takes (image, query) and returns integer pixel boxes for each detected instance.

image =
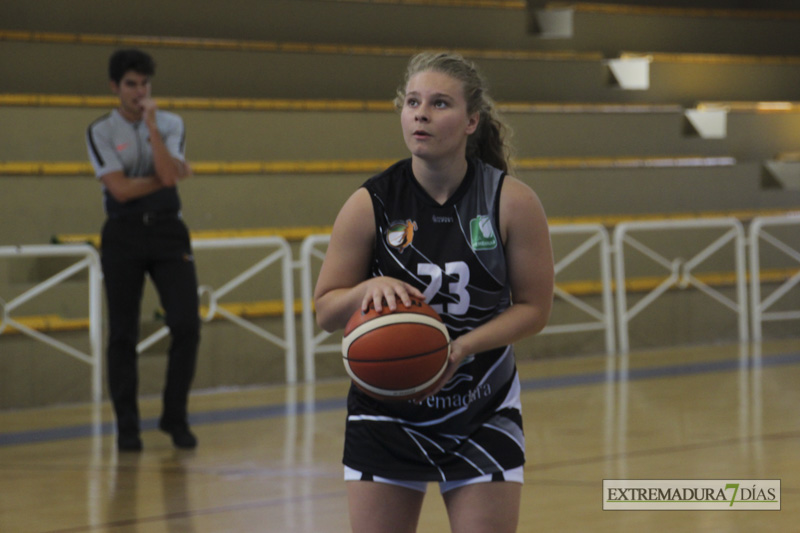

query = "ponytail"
[468,107,512,174]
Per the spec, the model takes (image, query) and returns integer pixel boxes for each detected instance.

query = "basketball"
[342,296,450,401]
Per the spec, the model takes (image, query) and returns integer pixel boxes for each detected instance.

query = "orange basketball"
[342,296,450,401]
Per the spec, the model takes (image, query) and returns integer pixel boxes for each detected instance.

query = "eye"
[434,100,449,109]
[406,97,419,107]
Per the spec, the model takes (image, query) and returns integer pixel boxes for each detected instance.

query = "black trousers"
[101,214,200,436]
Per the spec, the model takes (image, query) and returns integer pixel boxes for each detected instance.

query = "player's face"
[112,71,151,121]
[401,70,479,163]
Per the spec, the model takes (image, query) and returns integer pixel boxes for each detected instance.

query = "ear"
[465,112,480,135]
[110,80,120,96]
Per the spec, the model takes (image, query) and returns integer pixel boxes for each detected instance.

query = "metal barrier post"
[299,235,334,382]
[545,224,615,355]
[136,236,298,383]
[748,214,800,343]
[0,244,103,402]
[613,218,748,354]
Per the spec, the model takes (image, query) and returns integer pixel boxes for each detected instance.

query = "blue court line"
[1,351,799,448]
[521,351,800,391]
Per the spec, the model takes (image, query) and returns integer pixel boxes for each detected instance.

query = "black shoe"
[159,420,197,449]
[117,433,143,452]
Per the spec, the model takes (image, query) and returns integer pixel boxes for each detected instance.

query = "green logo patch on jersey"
[469,215,497,250]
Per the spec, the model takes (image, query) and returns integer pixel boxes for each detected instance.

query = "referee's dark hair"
[109,49,156,84]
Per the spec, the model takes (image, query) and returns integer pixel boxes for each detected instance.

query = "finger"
[362,291,378,313]
[395,286,412,308]
[371,290,387,313]
[405,283,425,299]
[383,289,398,311]
[362,287,379,313]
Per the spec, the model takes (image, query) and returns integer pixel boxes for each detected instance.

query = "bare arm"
[428,176,554,394]
[141,98,191,187]
[313,188,424,332]
[456,176,553,351]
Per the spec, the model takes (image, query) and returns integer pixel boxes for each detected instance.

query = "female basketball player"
[314,51,554,533]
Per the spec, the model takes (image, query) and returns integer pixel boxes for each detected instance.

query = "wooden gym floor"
[1,339,798,532]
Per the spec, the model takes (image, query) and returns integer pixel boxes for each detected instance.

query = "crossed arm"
[101,99,191,203]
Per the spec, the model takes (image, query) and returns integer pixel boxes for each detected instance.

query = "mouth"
[413,130,432,139]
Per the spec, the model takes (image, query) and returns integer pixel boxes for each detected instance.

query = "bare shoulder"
[499,175,548,240]
[332,187,374,235]
[501,175,543,211]
[319,186,375,281]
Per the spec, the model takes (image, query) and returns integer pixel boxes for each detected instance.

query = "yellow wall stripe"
[0,30,603,62]
[49,207,800,248]
[0,93,397,112]
[52,225,336,247]
[0,156,739,177]
[6,94,800,115]
[319,0,524,8]
[8,29,797,65]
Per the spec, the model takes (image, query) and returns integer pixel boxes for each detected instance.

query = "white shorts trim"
[344,465,524,494]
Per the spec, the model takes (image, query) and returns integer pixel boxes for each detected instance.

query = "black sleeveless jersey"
[343,158,525,482]
[368,158,511,337]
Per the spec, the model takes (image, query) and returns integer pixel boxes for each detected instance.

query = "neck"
[411,155,469,204]
[117,106,142,123]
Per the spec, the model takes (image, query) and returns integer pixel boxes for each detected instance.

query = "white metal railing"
[10,216,794,402]
[299,226,615,381]
[299,234,334,382]
[136,236,298,383]
[545,224,615,355]
[748,214,800,342]
[0,244,103,401]
[613,218,748,354]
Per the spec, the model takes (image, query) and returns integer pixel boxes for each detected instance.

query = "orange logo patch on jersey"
[385,219,417,252]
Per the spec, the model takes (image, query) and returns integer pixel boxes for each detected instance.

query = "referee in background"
[86,49,200,452]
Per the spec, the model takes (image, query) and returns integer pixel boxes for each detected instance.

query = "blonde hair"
[394,51,513,173]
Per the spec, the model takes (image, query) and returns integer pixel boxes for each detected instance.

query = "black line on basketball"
[343,343,450,363]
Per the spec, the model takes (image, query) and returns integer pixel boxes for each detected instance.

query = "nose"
[415,108,429,123]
